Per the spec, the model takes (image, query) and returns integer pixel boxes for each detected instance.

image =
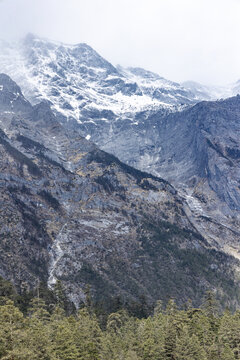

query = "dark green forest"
[0,277,240,359]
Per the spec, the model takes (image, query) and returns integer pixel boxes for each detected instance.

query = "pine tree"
[218,309,240,359]
[202,291,220,335]
[73,308,102,360]
[0,300,24,355]
[28,297,50,322]
[175,326,207,360]
[50,319,79,360]
[137,316,166,360]
[188,309,212,353]
[24,298,52,359]
[164,299,189,359]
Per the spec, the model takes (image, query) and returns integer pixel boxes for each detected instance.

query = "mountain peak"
[0,73,31,112]
[0,73,23,95]
[126,66,165,81]
[0,34,230,124]
[23,32,36,42]
[23,33,96,53]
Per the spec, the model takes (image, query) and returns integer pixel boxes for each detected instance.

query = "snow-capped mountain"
[0,34,211,125]
[1,35,240,308]
[1,73,240,308]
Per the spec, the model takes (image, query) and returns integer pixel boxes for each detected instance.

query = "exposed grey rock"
[0,75,239,309]
[1,36,240,308]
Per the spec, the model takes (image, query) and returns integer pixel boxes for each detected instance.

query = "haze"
[0,0,239,85]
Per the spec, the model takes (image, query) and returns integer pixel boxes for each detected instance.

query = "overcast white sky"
[0,0,239,85]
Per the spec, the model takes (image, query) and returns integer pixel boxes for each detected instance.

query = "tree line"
[0,277,239,359]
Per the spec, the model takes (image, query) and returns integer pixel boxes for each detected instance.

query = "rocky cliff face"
[95,96,240,262]
[1,36,239,217]
[1,35,240,309]
[0,73,239,308]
